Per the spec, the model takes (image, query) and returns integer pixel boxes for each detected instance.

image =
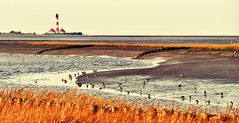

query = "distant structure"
[47,13,82,35]
[48,13,66,34]
[55,13,59,33]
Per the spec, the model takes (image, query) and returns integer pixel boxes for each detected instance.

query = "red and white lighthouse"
[55,13,59,33]
[48,13,66,34]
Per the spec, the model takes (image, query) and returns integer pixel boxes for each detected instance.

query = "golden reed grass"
[0,89,238,123]
[1,41,239,51]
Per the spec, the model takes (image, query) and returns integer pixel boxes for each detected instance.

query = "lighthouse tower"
[55,14,59,33]
[48,13,66,34]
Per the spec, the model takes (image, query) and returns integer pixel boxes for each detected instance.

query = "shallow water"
[0,53,156,85]
[0,53,237,110]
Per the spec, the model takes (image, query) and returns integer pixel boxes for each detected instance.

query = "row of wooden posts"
[36,45,94,54]
[134,47,191,59]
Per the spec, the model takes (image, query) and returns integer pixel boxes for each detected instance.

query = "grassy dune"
[0,89,237,123]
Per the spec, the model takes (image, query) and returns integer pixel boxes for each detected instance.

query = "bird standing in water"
[148,94,151,99]
[221,92,223,98]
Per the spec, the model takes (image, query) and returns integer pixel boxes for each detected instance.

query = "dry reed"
[0,89,238,123]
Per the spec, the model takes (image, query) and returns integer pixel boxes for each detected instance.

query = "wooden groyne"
[36,45,94,54]
[134,47,191,59]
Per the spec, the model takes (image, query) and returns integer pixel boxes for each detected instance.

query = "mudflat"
[1,41,239,82]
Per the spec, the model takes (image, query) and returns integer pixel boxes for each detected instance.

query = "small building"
[49,28,56,33]
[59,28,66,34]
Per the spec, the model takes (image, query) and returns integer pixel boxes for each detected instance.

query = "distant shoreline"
[1,33,239,37]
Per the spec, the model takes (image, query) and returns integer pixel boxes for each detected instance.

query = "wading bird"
[178,84,182,88]
[140,90,143,95]
[102,82,105,89]
[117,82,122,86]
[120,87,123,92]
[206,100,210,105]
[163,73,167,77]
[189,96,192,102]
[142,81,146,88]
[196,100,199,104]
[77,83,82,87]
[90,83,94,88]
[69,74,73,81]
[194,87,197,93]
[148,94,151,99]
[180,73,184,77]
[221,92,223,98]
[82,71,86,74]
[181,96,185,101]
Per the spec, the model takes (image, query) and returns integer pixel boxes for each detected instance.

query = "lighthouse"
[55,13,59,33]
[48,13,66,34]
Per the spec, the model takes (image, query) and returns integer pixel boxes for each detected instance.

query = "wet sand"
[79,55,239,83]
[1,41,239,82]
[0,42,151,57]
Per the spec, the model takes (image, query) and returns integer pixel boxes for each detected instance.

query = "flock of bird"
[60,70,234,107]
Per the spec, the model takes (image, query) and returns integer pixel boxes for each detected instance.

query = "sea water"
[0,53,238,109]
